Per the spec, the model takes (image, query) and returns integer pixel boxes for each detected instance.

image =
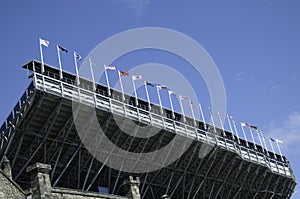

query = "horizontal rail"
[0,72,296,181]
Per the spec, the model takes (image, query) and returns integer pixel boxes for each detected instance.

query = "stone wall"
[52,187,128,199]
[0,161,141,199]
[0,169,26,199]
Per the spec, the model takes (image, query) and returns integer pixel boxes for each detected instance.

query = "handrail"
[0,71,296,180]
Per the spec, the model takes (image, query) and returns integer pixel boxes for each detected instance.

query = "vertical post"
[217,111,226,137]
[39,40,45,74]
[179,98,186,123]
[227,115,233,133]
[39,38,49,74]
[208,107,217,134]
[168,91,175,119]
[118,71,125,101]
[144,81,151,111]
[232,120,241,144]
[104,65,111,96]
[275,139,284,161]
[240,124,249,147]
[156,86,163,115]
[89,59,96,91]
[227,115,235,140]
[57,45,63,80]
[189,100,196,126]
[199,103,206,130]
[132,76,139,107]
[256,130,263,149]
[261,135,269,155]
[73,52,80,86]
[248,126,257,150]
[269,138,276,155]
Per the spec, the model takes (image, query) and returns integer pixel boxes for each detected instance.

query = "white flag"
[168,90,176,95]
[179,95,188,100]
[276,139,283,144]
[132,75,143,80]
[104,65,116,70]
[39,38,49,47]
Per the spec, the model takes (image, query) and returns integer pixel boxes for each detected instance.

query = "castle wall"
[0,169,26,199]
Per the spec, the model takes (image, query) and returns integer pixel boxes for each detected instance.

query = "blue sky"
[0,0,299,197]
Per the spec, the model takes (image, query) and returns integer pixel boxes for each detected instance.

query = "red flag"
[241,122,250,127]
[119,71,129,76]
[250,125,258,130]
[157,85,168,90]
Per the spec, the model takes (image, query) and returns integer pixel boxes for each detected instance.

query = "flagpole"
[118,71,125,101]
[275,139,284,161]
[144,82,151,111]
[132,76,139,106]
[269,138,276,155]
[39,38,45,74]
[57,45,63,80]
[179,98,186,123]
[240,124,249,147]
[208,107,217,134]
[189,100,196,126]
[89,59,96,91]
[104,65,111,96]
[255,130,263,149]
[261,134,269,155]
[227,115,235,140]
[199,103,206,130]
[156,86,163,115]
[248,126,257,150]
[168,91,175,119]
[217,111,226,137]
[73,52,80,86]
[232,120,241,144]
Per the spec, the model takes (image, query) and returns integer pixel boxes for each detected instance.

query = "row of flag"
[38,37,285,161]
[226,114,284,160]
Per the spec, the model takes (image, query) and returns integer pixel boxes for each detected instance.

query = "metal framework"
[0,60,296,198]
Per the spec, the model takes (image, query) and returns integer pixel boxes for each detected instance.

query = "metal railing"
[0,71,296,180]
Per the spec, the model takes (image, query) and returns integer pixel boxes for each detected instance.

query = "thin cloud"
[235,72,245,81]
[266,112,300,154]
[119,0,150,17]
[265,80,279,91]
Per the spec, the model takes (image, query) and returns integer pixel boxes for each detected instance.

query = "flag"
[104,65,116,70]
[132,75,143,80]
[227,114,234,120]
[146,81,155,87]
[250,125,258,130]
[40,38,49,47]
[276,139,283,144]
[119,71,129,76]
[270,137,275,142]
[190,100,195,107]
[75,52,81,60]
[241,122,250,127]
[168,90,176,95]
[157,85,168,90]
[89,59,96,66]
[58,45,68,53]
[179,95,188,100]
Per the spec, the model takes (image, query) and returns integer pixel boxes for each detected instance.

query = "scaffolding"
[0,60,296,198]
